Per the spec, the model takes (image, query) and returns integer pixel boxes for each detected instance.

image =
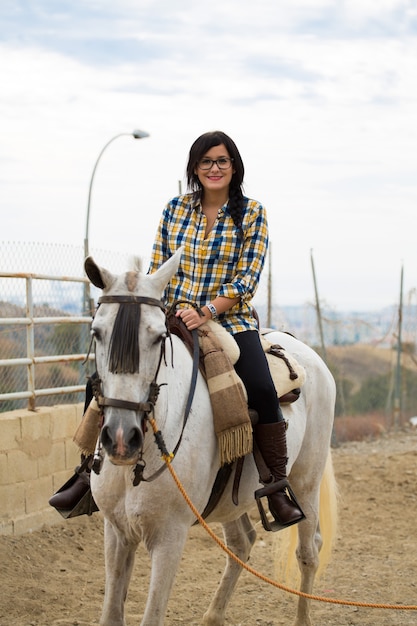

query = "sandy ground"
[1,428,417,626]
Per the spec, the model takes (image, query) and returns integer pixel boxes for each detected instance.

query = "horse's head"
[85,247,183,465]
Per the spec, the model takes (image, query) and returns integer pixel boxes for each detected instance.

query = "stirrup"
[50,472,99,519]
[255,479,305,532]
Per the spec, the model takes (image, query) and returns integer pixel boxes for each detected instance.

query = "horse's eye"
[148,329,166,346]
[154,331,166,345]
[91,328,101,341]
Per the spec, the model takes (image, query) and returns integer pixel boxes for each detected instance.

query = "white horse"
[85,248,337,626]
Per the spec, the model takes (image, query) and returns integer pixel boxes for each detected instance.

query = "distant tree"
[327,360,355,417]
[334,377,355,417]
[350,374,391,414]
[50,323,83,359]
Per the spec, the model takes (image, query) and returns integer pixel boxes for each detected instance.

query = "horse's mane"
[107,257,144,373]
[108,303,141,374]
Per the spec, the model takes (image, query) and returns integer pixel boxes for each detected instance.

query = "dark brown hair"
[186,131,245,236]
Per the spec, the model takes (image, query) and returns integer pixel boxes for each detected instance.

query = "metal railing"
[0,271,94,411]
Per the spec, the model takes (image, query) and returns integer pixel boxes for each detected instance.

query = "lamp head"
[132,129,150,139]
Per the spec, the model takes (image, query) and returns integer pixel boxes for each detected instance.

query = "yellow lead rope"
[148,416,417,611]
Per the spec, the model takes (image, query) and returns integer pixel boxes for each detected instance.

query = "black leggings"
[233,330,282,424]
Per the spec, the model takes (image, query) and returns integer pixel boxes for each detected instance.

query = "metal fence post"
[25,276,36,411]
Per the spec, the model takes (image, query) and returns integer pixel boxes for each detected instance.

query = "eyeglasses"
[197,157,234,170]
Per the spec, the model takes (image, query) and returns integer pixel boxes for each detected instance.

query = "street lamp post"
[83,129,149,314]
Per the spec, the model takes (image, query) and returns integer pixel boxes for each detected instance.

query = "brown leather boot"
[49,377,98,514]
[49,464,90,511]
[254,421,304,527]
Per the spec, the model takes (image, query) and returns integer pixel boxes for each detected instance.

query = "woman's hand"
[175,307,208,330]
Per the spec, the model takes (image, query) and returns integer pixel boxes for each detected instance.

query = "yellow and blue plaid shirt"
[148,193,269,334]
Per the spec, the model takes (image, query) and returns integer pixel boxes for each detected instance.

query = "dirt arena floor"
[1,428,417,626]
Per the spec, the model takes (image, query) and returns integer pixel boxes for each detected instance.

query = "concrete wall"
[0,404,84,535]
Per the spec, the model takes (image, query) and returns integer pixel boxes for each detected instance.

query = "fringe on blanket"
[73,398,102,456]
[199,324,252,465]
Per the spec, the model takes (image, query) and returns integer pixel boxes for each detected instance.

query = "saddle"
[167,314,304,405]
[167,315,305,524]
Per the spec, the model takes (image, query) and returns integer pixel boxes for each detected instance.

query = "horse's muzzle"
[101,420,144,465]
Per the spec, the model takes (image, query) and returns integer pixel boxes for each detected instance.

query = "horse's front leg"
[203,513,257,626]
[140,522,190,626]
[100,518,138,626]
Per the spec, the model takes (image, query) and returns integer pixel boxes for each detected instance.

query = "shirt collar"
[191,195,229,215]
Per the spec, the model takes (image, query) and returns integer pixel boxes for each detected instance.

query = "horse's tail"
[274,451,339,583]
[315,451,339,577]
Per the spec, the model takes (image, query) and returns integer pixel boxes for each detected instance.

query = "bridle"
[94,294,167,414]
[89,294,200,484]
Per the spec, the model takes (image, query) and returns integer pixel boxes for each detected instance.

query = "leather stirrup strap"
[196,463,234,522]
[252,439,272,484]
[232,457,244,505]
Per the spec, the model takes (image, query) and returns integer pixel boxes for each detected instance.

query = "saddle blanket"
[198,322,306,465]
[200,320,306,399]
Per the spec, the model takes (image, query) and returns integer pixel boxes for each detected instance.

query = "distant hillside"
[256,302,417,347]
[326,344,416,393]
[0,300,71,318]
[0,301,84,412]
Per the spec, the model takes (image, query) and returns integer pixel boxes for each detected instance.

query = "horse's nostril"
[129,427,143,449]
[100,425,112,449]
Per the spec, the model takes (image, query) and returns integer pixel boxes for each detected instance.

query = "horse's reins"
[91,295,201,483]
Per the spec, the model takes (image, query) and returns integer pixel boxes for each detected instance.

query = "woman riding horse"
[148,130,303,527]
[50,130,303,529]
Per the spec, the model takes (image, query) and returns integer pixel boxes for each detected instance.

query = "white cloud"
[0,0,416,310]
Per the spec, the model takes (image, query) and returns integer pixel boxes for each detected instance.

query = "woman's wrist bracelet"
[206,303,218,320]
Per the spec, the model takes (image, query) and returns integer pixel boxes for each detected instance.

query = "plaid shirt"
[148,193,269,334]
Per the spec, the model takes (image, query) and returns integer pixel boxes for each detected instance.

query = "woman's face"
[195,143,234,195]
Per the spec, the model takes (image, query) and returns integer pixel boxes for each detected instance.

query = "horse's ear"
[149,246,184,294]
[84,256,115,290]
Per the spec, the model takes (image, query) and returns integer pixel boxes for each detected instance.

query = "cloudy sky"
[1,0,416,311]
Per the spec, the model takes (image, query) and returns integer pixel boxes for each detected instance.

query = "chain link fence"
[2,241,416,421]
[0,242,140,413]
